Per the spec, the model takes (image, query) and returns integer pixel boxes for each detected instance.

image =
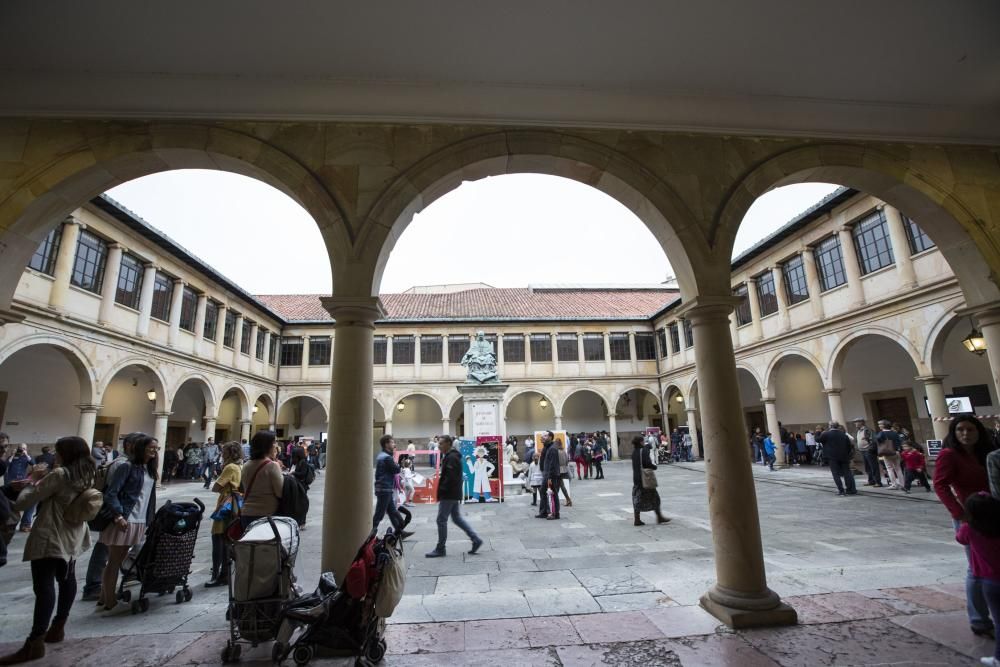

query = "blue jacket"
[374,451,400,493]
[4,453,33,484]
[104,462,156,522]
[762,437,776,456]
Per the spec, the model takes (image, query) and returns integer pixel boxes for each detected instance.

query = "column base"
[699,587,797,629]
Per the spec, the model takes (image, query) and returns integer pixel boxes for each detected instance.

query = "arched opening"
[736,367,765,438]
[218,387,250,443]
[927,315,999,420]
[276,394,328,441]
[170,376,216,446]
[613,387,662,457]
[560,389,610,437]
[662,384,687,434]
[447,397,464,440]
[765,353,829,439]
[505,390,556,453]
[389,393,444,446]
[97,362,167,449]
[252,393,274,433]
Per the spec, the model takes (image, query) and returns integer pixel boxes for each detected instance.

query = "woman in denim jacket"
[98,435,157,611]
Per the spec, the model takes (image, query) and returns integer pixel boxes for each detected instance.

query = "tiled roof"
[256,287,680,323]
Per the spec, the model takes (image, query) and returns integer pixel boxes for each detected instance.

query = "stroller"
[656,444,672,464]
[118,498,205,614]
[272,507,410,666]
[222,516,301,663]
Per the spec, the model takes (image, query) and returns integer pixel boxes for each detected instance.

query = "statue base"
[456,383,509,439]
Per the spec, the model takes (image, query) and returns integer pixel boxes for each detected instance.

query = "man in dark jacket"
[817,421,857,496]
[426,435,482,558]
[372,435,412,539]
[536,431,562,520]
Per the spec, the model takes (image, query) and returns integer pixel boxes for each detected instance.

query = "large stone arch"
[764,349,826,398]
[97,357,168,412]
[735,363,765,396]
[276,392,330,423]
[924,301,972,375]
[388,390,447,420]
[715,143,1000,309]
[357,130,710,300]
[170,372,218,416]
[219,383,252,421]
[827,328,927,388]
[504,387,556,413]
[555,387,613,417]
[0,334,98,404]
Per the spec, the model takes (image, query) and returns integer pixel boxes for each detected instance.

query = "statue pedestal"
[456,383,508,439]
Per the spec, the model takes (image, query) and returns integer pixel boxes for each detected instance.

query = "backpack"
[64,486,103,524]
[276,475,309,525]
[304,462,316,487]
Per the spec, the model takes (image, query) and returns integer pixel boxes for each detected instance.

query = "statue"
[460,331,500,384]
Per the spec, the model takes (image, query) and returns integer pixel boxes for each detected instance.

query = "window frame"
[635,332,656,361]
[223,310,237,348]
[852,209,895,275]
[114,252,144,310]
[529,334,552,362]
[668,323,680,354]
[734,284,752,326]
[28,227,62,276]
[813,236,847,292]
[373,336,387,365]
[178,286,198,332]
[70,229,108,294]
[609,332,630,361]
[240,320,253,354]
[904,215,935,255]
[256,328,267,360]
[755,272,778,317]
[781,255,809,305]
[556,333,578,362]
[683,319,694,349]
[393,335,415,365]
[420,335,443,364]
[582,333,605,361]
[279,337,304,366]
[203,301,219,341]
[656,328,668,358]
[150,272,174,322]
[268,334,278,365]
[448,336,469,365]
[502,334,525,363]
[308,336,331,366]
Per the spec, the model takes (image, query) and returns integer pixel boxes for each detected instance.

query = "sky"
[106,171,839,295]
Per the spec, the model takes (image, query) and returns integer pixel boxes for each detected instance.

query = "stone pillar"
[823,388,846,427]
[77,404,101,446]
[628,331,638,374]
[684,297,795,628]
[729,314,739,350]
[441,418,451,438]
[837,227,866,308]
[97,243,124,325]
[676,319,689,364]
[918,375,950,441]
[153,411,171,484]
[214,304,228,361]
[385,334,393,372]
[320,297,382,583]
[745,278,764,341]
[299,335,310,376]
[975,309,1000,406]
[47,218,81,312]
[771,266,791,331]
[551,333,559,375]
[495,333,503,375]
[414,333,422,375]
[167,279,185,347]
[554,414,563,431]
[441,334,450,374]
[603,332,612,372]
[577,332,585,368]
[763,398,784,465]
[193,294,208,355]
[607,414,619,459]
[233,312,245,367]
[800,248,826,319]
[882,205,918,289]
[248,322,259,366]
[205,416,217,442]
[135,263,158,338]
[239,420,252,442]
[384,415,393,435]
[262,330,272,368]
[524,333,532,371]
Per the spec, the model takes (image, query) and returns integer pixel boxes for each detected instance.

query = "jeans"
[593,460,604,479]
[202,462,216,488]
[30,558,76,639]
[955,518,993,630]
[83,540,108,596]
[983,579,1000,659]
[538,480,560,518]
[829,459,857,493]
[372,491,405,533]
[210,533,229,579]
[19,503,34,528]
[435,499,479,549]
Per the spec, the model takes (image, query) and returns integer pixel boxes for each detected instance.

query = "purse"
[877,442,897,457]
[225,460,270,542]
[87,504,115,532]
[210,493,242,522]
[641,468,658,489]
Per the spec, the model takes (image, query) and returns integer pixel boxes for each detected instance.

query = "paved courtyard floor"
[0,459,990,666]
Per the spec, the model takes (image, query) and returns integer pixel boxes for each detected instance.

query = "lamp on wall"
[675,394,685,403]
[538,398,548,409]
[252,405,259,414]
[146,389,157,402]
[963,318,987,356]
[397,401,405,412]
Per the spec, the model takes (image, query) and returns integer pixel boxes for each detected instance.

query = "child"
[762,433,776,471]
[899,440,931,493]
[401,457,416,506]
[956,492,1000,666]
[527,458,543,506]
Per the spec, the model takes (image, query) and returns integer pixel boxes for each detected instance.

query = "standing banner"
[457,438,477,503]
[475,436,503,502]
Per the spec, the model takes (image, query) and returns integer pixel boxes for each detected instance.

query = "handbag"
[877,442,897,457]
[210,493,243,522]
[87,503,115,532]
[225,460,271,542]
[641,468,658,489]
[64,487,103,524]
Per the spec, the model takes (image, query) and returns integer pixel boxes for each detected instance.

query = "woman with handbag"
[0,436,98,665]
[206,442,243,588]
[237,431,283,530]
[630,435,670,527]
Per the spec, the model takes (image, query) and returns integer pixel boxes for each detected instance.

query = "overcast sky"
[106,171,838,295]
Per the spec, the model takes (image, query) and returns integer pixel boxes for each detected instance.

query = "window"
[781,256,809,305]
[421,335,443,364]
[223,310,237,348]
[150,272,173,321]
[28,227,61,276]
[734,284,752,326]
[656,328,668,358]
[669,323,680,354]
[393,335,415,364]
[256,328,267,360]
[556,333,578,361]
[852,209,894,274]
[448,336,469,364]
[280,337,303,366]
[503,334,524,362]
[904,216,935,254]
[268,334,278,365]
[583,333,604,361]
[179,287,198,332]
[70,230,107,293]
[813,236,847,291]
[635,332,656,360]
[309,336,331,365]
[374,336,387,365]
[483,334,498,358]
[240,320,252,354]
[203,301,219,340]
[684,319,694,348]
[114,253,144,309]
[529,334,551,362]
[609,333,630,361]
[755,272,778,317]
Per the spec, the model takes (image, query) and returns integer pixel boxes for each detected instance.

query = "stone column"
[974,309,1000,406]
[385,334,393,372]
[577,332,585,369]
[800,248,826,319]
[554,414,563,431]
[763,398,785,466]
[319,297,382,583]
[233,312,245,367]
[551,333,559,375]
[918,375,950,441]
[239,420,252,442]
[441,334,450,374]
[628,331,638,374]
[603,332,612,372]
[153,411,171,485]
[135,263,158,338]
[676,319,689,364]
[495,333,503,375]
[685,407,699,457]
[441,418,451,438]
[414,333,422,375]
[214,304,228,361]
[193,294,208,355]
[524,333,532,371]
[745,278,764,341]
[683,297,795,628]
[262,330,272,368]
[837,227,866,307]
[205,416,217,442]
[77,404,101,446]
[167,279,185,347]
[771,266,791,331]
[97,243,124,325]
[882,205,918,289]
[47,218,81,312]
[607,414,619,459]
[823,388,846,427]
[729,314,739,350]
[248,322,259,369]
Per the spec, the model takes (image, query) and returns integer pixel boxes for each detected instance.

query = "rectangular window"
[669,323,680,354]
[421,335,443,364]
[256,328,267,360]
[483,334,497,359]
[813,236,847,291]
[503,334,524,362]
[781,256,809,305]
[240,321,252,354]
[556,333,578,362]
[203,301,218,340]
[70,229,108,294]
[374,336,387,365]
[223,310,237,348]
[393,335,415,364]
[635,332,656,360]
[179,287,198,332]
[309,336,331,365]
[734,284,752,326]
[448,336,469,364]
[280,337,303,366]
[609,333,630,361]
[268,334,278,365]
[904,216,935,254]
[114,253,144,309]
[684,319,694,349]
[656,328,668,358]
[150,272,173,322]
[755,272,778,317]
[582,333,605,361]
[529,334,551,362]
[852,209,895,274]
[28,227,61,276]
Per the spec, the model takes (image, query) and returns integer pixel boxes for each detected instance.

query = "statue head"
[476,331,485,341]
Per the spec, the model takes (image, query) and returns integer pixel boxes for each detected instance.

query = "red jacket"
[933,447,989,520]
[900,449,925,471]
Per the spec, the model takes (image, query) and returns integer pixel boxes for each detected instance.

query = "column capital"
[108,242,126,252]
[762,396,777,404]
[674,296,741,323]
[152,411,173,419]
[821,387,843,395]
[915,374,948,384]
[320,296,386,326]
[75,403,103,413]
[204,414,218,422]
[172,277,185,286]
[239,419,253,426]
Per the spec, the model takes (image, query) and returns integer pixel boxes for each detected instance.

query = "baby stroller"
[272,508,410,665]
[656,444,671,464]
[222,516,301,663]
[118,498,205,614]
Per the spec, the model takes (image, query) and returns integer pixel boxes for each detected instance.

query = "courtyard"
[0,459,987,666]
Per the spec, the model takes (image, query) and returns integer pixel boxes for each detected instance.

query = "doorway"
[94,420,118,449]
[872,396,913,432]
[166,424,187,448]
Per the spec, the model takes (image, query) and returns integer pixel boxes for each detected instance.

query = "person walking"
[536,431,562,520]
[371,435,412,538]
[591,440,605,479]
[631,435,670,526]
[425,435,482,557]
[556,440,572,507]
[817,421,857,496]
[955,492,1000,666]
[201,437,219,489]
[527,456,543,506]
[206,442,243,588]
[876,419,905,489]
[900,439,932,493]
[761,433,776,472]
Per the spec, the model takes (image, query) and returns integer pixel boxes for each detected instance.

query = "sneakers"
[979,657,999,666]
[469,538,483,555]
[546,515,560,520]
[425,548,446,558]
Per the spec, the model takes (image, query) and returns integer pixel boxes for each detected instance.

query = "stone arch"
[389,390,447,420]
[828,328,927,388]
[252,391,275,423]
[275,392,327,420]
[170,373,218,416]
[925,302,972,375]
[661,383,685,404]
[0,334,97,404]
[715,143,1000,309]
[735,363,765,396]
[555,387,612,417]
[764,349,826,398]
[504,387,557,414]
[358,130,710,300]
[0,124,353,314]
[219,384,252,421]
[97,357,168,412]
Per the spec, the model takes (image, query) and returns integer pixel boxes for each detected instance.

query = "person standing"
[206,442,243,588]
[556,440,572,507]
[371,435,412,538]
[956,492,1000,667]
[5,445,35,532]
[201,438,219,490]
[876,419,904,489]
[630,435,670,526]
[536,431,561,520]
[853,418,879,487]
[425,435,482,557]
[900,440,932,493]
[240,431,284,528]
[818,421,857,496]
[761,433,776,472]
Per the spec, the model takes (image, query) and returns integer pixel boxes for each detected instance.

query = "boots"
[0,637,45,664]
[655,511,671,525]
[633,512,645,526]
[44,618,65,643]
